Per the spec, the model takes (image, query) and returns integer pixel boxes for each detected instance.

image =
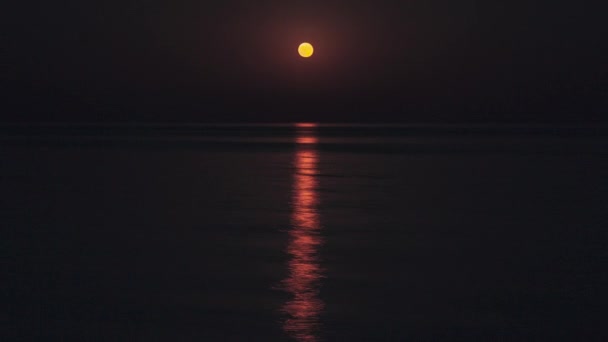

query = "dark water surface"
[3,124,608,341]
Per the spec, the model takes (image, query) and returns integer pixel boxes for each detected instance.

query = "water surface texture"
[282,125,323,341]
[3,123,608,341]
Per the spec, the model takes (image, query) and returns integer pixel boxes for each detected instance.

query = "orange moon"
[298,42,314,58]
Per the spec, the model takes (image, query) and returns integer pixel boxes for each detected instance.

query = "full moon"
[298,42,314,58]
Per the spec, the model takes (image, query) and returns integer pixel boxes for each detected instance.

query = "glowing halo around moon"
[298,42,314,58]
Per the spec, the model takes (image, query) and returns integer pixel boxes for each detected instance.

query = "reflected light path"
[282,124,324,342]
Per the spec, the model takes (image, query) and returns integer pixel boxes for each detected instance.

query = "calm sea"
[3,123,608,341]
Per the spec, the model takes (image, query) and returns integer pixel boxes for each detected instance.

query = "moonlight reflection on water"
[282,124,324,341]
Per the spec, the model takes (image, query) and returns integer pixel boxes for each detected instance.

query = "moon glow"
[298,42,314,58]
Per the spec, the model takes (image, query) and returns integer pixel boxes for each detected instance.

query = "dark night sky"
[2,0,607,122]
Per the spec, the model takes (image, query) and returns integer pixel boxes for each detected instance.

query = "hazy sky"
[3,0,607,122]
